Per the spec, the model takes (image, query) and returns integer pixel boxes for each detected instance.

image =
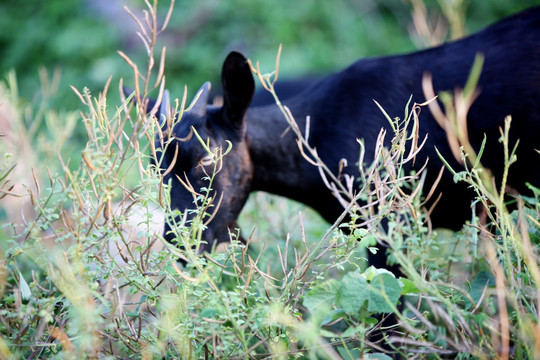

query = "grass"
[0,0,539,359]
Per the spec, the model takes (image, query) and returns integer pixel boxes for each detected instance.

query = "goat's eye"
[200,154,214,167]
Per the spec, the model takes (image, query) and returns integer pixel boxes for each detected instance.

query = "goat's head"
[153,51,255,255]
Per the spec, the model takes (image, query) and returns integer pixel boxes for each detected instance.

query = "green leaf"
[400,278,420,295]
[367,273,402,313]
[303,279,340,315]
[359,234,377,248]
[18,271,32,300]
[364,266,394,282]
[341,325,367,338]
[337,346,362,360]
[365,353,394,360]
[469,271,495,305]
[320,309,347,327]
[337,270,369,314]
[319,329,339,338]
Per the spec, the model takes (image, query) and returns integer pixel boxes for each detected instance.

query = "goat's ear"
[158,89,171,126]
[188,82,211,117]
[221,51,255,129]
[122,86,133,99]
[122,86,157,113]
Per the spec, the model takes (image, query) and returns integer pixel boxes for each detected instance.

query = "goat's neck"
[245,102,315,196]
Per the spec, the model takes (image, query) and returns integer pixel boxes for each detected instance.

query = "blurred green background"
[1,0,538,113]
[1,0,537,230]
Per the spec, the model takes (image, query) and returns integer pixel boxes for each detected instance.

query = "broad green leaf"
[303,279,340,315]
[337,270,369,314]
[367,273,402,313]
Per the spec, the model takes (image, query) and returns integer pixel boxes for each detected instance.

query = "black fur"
[154,7,540,267]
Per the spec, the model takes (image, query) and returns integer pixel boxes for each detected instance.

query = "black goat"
[149,7,540,267]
